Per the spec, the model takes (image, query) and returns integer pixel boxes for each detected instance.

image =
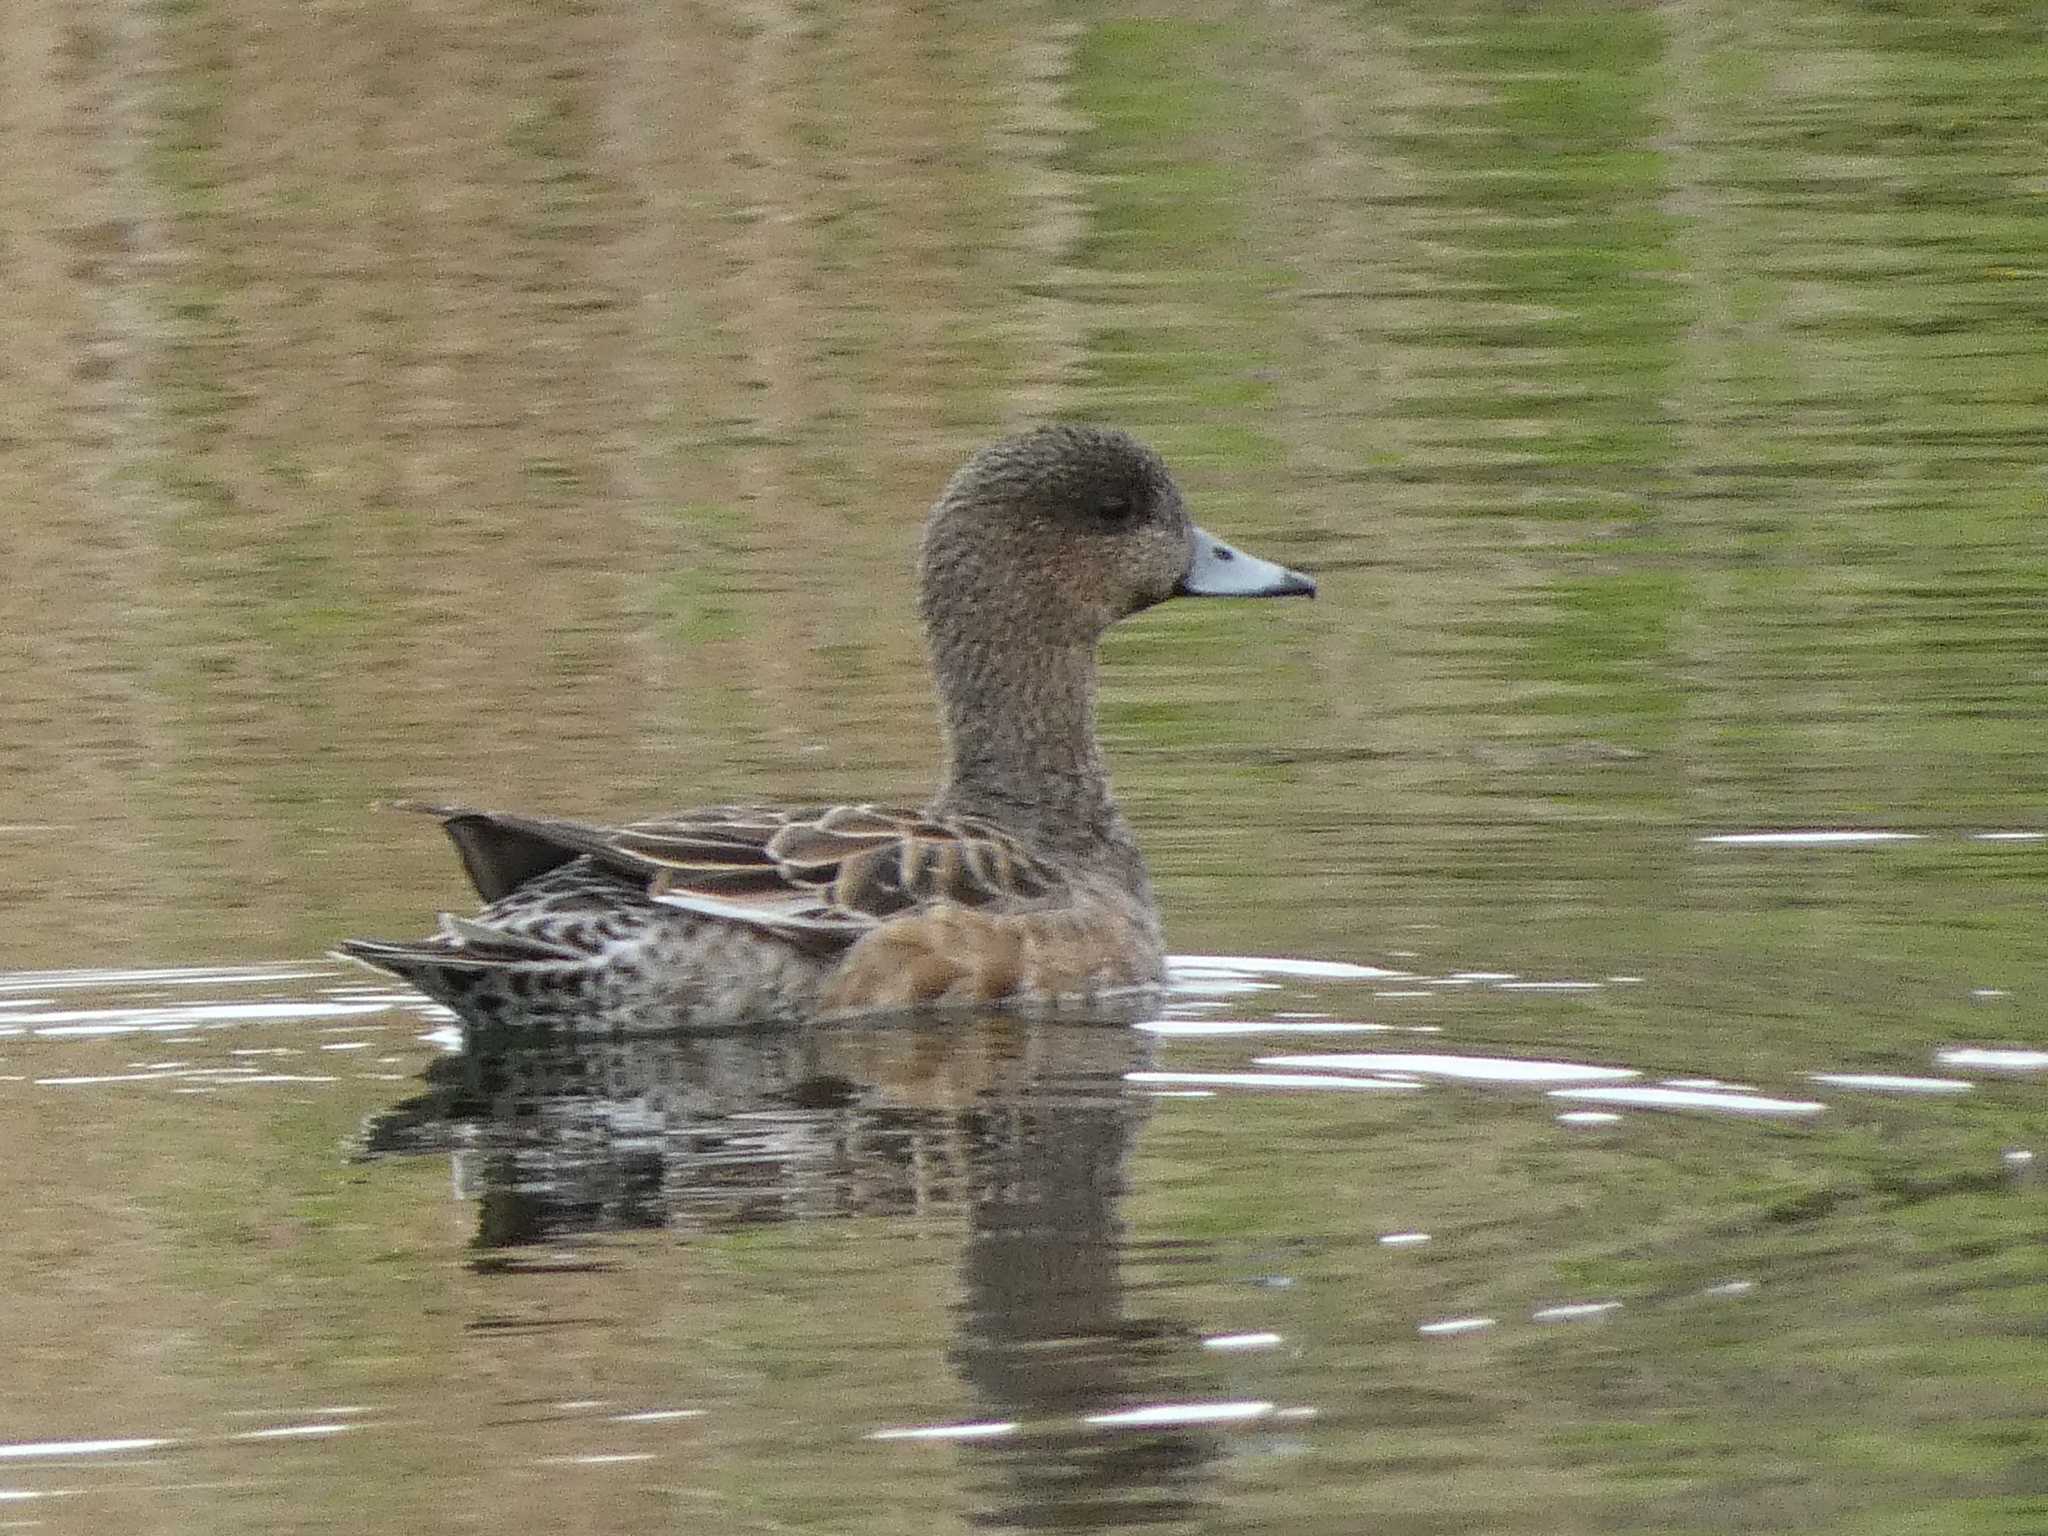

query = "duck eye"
[1097,495,1134,524]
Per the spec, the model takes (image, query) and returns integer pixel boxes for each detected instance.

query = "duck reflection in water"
[359,1010,1245,1529]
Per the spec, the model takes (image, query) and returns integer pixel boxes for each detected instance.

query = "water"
[4,1,2046,1530]
[2,955,2039,1530]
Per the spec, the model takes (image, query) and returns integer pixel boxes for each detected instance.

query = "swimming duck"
[339,425,1314,1030]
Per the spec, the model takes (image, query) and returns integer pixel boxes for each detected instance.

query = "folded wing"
[393,799,1056,957]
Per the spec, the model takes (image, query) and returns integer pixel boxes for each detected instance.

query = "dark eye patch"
[1097,494,1134,523]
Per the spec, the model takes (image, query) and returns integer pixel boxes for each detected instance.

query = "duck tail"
[331,930,579,1011]
[332,937,484,1005]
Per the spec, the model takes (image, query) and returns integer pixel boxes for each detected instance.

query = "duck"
[338,425,1315,1030]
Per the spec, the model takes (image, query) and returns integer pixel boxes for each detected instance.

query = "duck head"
[918,425,1314,647]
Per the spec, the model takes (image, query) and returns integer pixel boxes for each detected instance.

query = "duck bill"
[1175,526,1316,599]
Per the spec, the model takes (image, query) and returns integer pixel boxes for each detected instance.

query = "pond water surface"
[4,2,2046,1532]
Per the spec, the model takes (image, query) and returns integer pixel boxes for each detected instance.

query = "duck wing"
[390,799,1057,956]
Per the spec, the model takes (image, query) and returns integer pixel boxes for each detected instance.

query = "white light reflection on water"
[1549,1086,1824,1118]
[1699,831,1925,846]
[1808,1073,1972,1095]
[1125,1071,1422,1094]
[868,1421,1018,1442]
[1259,1053,1638,1086]
[1203,1332,1284,1352]
[1935,1047,2048,1073]
[21,1000,391,1038]
[1135,1019,1395,1037]
[1661,1078,1755,1091]
[0,964,339,994]
[1165,979,1278,998]
[36,1070,341,1088]
[1170,956,1407,981]
[0,1437,176,1459]
[1417,1317,1495,1337]
[1085,1402,1274,1428]
[230,1423,358,1441]
[1532,1301,1621,1323]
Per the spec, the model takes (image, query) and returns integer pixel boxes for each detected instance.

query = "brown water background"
[2,2,2045,1531]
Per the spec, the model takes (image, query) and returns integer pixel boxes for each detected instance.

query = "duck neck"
[927,628,1147,889]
